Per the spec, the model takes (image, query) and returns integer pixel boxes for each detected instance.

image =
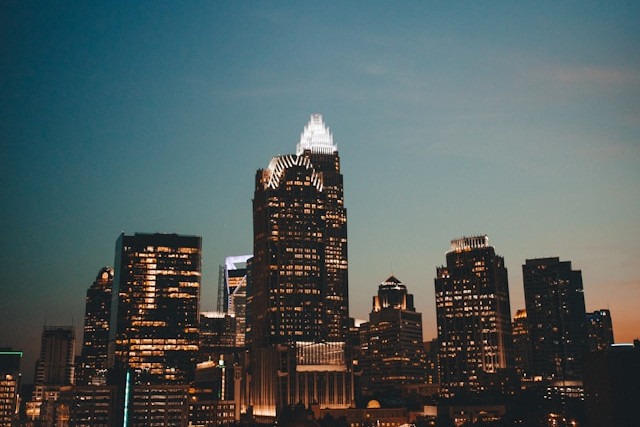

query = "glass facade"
[110,233,202,384]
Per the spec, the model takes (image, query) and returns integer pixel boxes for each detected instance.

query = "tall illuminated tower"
[248,114,351,417]
[109,232,202,384]
[435,235,513,398]
[522,257,587,382]
[76,266,113,386]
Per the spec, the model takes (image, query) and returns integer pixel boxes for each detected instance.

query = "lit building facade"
[76,266,113,386]
[511,309,532,381]
[435,236,514,397]
[216,255,251,348]
[247,114,351,417]
[0,349,22,426]
[360,276,426,394]
[109,232,202,385]
[522,257,587,382]
[586,309,614,352]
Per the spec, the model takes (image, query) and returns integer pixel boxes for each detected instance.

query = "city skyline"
[2,1,639,383]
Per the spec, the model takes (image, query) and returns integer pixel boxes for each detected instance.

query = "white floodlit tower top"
[296,113,338,155]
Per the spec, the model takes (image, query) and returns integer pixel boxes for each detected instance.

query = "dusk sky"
[2,1,639,381]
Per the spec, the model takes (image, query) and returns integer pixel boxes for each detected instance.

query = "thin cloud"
[542,65,640,86]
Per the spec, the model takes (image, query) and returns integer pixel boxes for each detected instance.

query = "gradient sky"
[2,1,639,381]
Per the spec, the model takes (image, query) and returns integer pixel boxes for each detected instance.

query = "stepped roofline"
[296,113,337,155]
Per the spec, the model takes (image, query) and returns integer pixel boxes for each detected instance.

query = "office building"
[216,255,252,348]
[522,257,587,382]
[33,327,76,400]
[58,384,117,426]
[360,276,426,394]
[26,326,76,421]
[586,309,614,352]
[109,232,202,385]
[0,349,22,426]
[512,309,532,380]
[199,312,237,361]
[76,266,113,386]
[435,235,514,397]
[247,114,352,417]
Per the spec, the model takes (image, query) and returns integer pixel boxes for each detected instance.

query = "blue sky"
[2,1,639,380]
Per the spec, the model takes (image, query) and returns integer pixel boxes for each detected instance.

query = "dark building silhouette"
[423,339,439,386]
[26,326,76,421]
[247,114,352,417]
[76,266,113,386]
[512,309,532,380]
[360,276,426,394]
[109,232,202,385]
[586,309,614,351]
[435,235,514,398]
[584,342,640,427]
[199,312,237,361]
[522,257,587,382]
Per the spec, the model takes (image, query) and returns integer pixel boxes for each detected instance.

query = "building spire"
[296,113,337,155]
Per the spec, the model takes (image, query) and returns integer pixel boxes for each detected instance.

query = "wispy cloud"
[540,65,640,86]
[531,65,640,86]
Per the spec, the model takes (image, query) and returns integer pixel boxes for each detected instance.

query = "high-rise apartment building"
[586,309,614,352]
[247,114,352,417]
[435,236,514,397]
[217,255,251,348]
[76,266,113,386]
[109,232,202,385]
[360,276,426,394]
[522,257,587,382]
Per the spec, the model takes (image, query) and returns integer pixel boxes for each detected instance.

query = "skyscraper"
[360,276,426,394]
[247,114,352,417]
[27,326,76,420]
[217,255,251,348]
[76,266,113,386]
[522,257,587,382]
[109,232,202,385]
[586,309,614,352]
[435,235,514,398]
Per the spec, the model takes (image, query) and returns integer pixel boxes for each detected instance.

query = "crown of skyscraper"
[450,235,490,252]
[296,113,337,155]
